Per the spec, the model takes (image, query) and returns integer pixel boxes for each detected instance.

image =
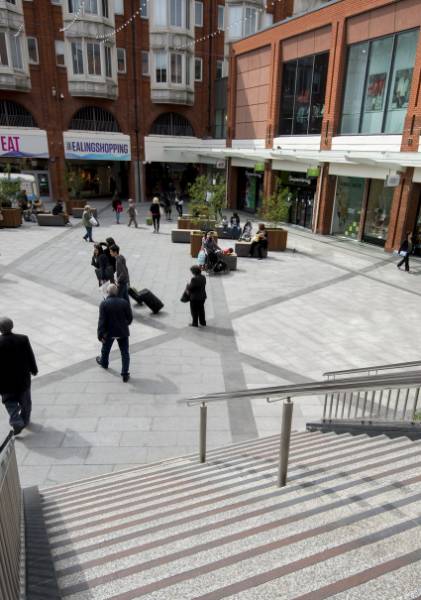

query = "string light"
[61,0,85,33]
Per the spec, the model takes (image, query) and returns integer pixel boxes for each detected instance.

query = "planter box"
[0,208,22,228]
[267,228,288,251]
[172,229,192,243]
[178,216,216,231]
[190,231,203,258]
[235,241,267,258]
[66,199,86,215]
[178,216,192,229]
[36,214,67,226]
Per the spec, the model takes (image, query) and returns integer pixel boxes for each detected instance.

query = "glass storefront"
[236,167,263,213]
[277,171,317,229]
[278,52,329,135]
[332,176,395,246]
[341,28,419,135]
[0,158,51,198]
[65,161,129,199]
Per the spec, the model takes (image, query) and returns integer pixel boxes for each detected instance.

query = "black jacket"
[98,296,133,340]
[188,274,207,302]
[91,253,109,280]
[0,333,38,394]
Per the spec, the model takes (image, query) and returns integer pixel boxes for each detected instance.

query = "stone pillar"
[263,163,276,204]
[385,169,417,252]
[226,161,237,209]
[315,166,336,234]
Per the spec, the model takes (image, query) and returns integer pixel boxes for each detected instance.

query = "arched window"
[0,101,37,127]
[69,107,120,132]
[150,113,194,136]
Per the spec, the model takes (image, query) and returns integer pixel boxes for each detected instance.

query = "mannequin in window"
[394,70,411,108]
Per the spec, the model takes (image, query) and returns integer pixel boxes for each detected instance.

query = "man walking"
[96,284,133,382]
[109,244,130,301]
[0,317,38,435]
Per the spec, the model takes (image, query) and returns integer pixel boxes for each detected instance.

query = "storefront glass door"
[332,176,365,238]
[362,180,394,245]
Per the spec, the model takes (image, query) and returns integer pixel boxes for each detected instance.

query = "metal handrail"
[324,360,421,379]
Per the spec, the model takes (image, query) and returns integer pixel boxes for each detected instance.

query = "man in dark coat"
[0,317,38,435]
[187,265,207,327]
[96,284,133,382]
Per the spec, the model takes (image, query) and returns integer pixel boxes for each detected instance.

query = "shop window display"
[332,176,365,238]
[363,180,394,245]
[341,29,419,135]
[278,52,328,136]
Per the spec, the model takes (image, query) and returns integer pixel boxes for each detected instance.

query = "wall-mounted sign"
[63,131,131,161]
[0,128,49,158]
[254,162,265,173]
[306,166,320,178]
[385,173,400,187]
[216,159,226,169]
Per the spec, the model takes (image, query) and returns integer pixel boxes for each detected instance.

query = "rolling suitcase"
[138,288,164,314]
[128,286,143,305]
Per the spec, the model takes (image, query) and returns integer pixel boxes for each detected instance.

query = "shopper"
[186,265,207,327]
[175,195,183,217]
[112,195,123,224]
[249,223,268,260]
[0,317,38,435]
[397,232,413,273]
[109,244,130,301]
[96,284,132,382]
[127,198,138,228]
[163,193,172,220]
[82,205,95,242]
[92,243,113,286]
[150,196,161,233]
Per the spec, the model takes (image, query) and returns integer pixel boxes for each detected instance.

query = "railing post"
[278,397,293,488]
[199,402,207,463]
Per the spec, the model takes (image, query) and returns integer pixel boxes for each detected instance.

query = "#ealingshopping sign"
[64,132,131,161]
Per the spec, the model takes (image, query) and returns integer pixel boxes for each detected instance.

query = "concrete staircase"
[38,431,421,599]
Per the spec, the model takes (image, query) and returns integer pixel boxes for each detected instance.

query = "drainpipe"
[131,0,142,202]
[207,0,213,136]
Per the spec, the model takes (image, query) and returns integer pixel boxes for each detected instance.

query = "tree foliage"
[0,165,21,208]
[260,179,290,227]
[187,174,227,223]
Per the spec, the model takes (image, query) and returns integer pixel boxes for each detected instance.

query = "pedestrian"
[175,194,183,217]
[150,196,161,233]
[186,265,207,327]
[96,284,132,382]
[127,198,138,228]
[91,243,113,286]
[249,223,268,259]
[397,232,413,273]
[109,244,130,301]
[112,195,123,224]
[82,204,95,242]
[163,193,172,220]
[0,317,38,435]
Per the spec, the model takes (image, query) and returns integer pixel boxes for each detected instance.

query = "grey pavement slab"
[2,202,421,487]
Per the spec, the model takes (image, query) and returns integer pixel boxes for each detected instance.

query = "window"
[186,53,190,85]
[150,112,194,136]
[0,100,37,127]
[6,0,17,4]
[0,33,8,66]
[141,50,149,75]
[216,59,223,79]
[51,0,62,4]
[363,180,394,244]
[140,0,148,17]
[55,40,65,66]
[155,0,166,25]
[27,37,39,64]
[227,5,242,39]
[70,106,120,131]
[68,0,80,12]
[104,45,112,77]
[341,29,419,135]
[244,7,257,36]
[170,0,182,27]
[171,52,182,83]
[155,51,167,82]
[87,42,101,75]
[195,1,203,27]
[102,0,108,18]
[217,5,224,30]
[214,109,226,138]
[10,36,23,70]
[84,0,98,14]
[194,57,202,81]
[71,41,83,73]
[114,0,124,14]
[117,48,126,73]
[278,52,329,135]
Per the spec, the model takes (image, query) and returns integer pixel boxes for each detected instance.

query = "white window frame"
[141,50,149,76]
[194,56,202,81]
[55,40,65,66]
[70,40,84,74]
[104,44,112,77]
[217,4,224,30]
[170,52,183,84]
[0,32,9,68]
[9,34,23,71]
[155,0,190,29]
[117,47,126,73]
[154,50,168,83]
[27,36,39,65]
[195,1,203,27]
[86,40,102,76]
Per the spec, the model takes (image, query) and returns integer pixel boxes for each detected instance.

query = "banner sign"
[64,132,131,161]
[0,128,49,158]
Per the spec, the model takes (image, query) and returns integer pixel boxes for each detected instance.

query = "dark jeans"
[152,215,160,231]
[176,205,183,216]
[83,226,93,242]
[397,253,409,271]
[190,300,206,326]
[117,282,129,302]
[2,388,32,429]
[249,239,267,258]
[101,336,130,375]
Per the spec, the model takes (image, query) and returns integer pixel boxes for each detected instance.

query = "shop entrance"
[65,161,129,199]
[145,162,199,201]
[237,168,263,213]
[277,171,317,229]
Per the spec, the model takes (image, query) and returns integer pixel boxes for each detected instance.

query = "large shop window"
[278,52,328,135]
[363,180,394,244]
[341,29,419,135]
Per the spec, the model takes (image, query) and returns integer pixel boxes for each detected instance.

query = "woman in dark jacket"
[249,223,268,259]
[187,265,207,327]
[397,232,413,272]
[92,244,112,286]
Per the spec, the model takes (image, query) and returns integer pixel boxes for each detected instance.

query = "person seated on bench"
[249,223,268,260]
[203,231,222,268]
[240,220,252,241]
[221,216,229,232]
[52,199,69,224]
[230,213,241,238]
[33,198,46,214]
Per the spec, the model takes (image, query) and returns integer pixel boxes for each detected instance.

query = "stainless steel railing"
[179,369,421,487]
[324,360,421,379]
[0,432,24,600]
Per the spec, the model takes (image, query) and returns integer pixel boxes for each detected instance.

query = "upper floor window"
[217,5,224,30]
[0,33,9,66]
[141,50,149,75]
[9,35,23,70]
[140,0,147,17]
[244,7,257,36]
[71,40,84,74]
[341,29,419,135]
[170,0,182,26]
[0,32,25,71]
[104,45,112,77]
[194,57,202,81]
[155,51,167,82]
[278,52,329,135]
[117,47,126,73]
[171,52,182,83]
[0,100,37,127]
[27,37,39,64]
[69,106,120,131]
[195,1,203,27]
[68,0,108,16]
[227,3,259,40]
[155,0,190,28]
[87,41,101,75]
[154,50,190,85]
[150,112,194,136]
[55,40,65,66]
[115,0,124,14]
[216,59,223,79]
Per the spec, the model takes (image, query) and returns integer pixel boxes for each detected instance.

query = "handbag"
[180,288,190,303]
[399,250,408,257]
[90,216,98,226]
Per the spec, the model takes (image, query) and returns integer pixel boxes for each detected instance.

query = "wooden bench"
[235,241,267,258]
[171,229,193,243]
[36,213,68,227]
[72,207,98,219]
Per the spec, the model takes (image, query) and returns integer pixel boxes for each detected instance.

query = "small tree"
[208,176,226,222]
[65,167,84,199]
[260,181,290,228]
[0,165,21,208]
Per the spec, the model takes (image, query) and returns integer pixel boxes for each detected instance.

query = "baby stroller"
[203,248,228,274]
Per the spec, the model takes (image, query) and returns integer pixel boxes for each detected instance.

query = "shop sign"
[385,173,400,187]
[216,159,226,169]
[63,132,131,161]
[306,166,320,178]
[254,162,265,173]
[0,128,49,158]
[288,174,311,186]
